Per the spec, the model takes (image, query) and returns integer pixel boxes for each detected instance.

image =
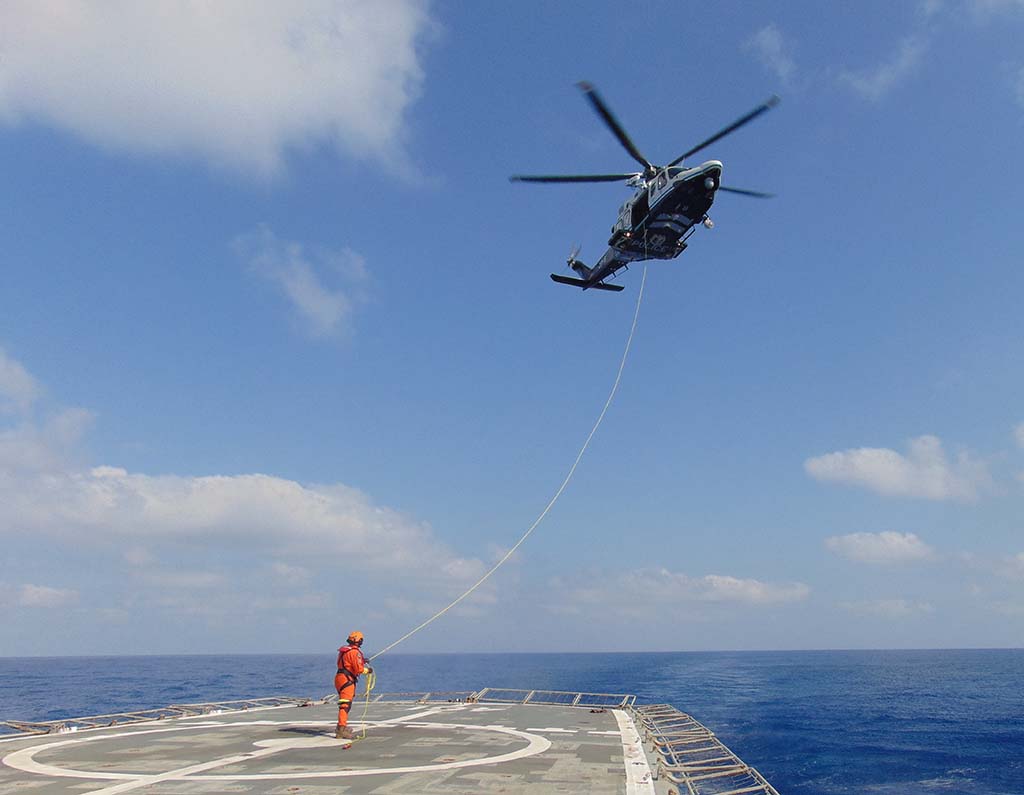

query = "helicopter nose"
[702,162,723,191]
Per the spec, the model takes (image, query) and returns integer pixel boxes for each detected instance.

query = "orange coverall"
[335,644,368,730]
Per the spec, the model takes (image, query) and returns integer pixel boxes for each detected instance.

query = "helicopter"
[510,82,779,292]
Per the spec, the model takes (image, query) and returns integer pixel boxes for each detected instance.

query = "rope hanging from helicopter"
[370,265,648,661]
[370,83,780,660]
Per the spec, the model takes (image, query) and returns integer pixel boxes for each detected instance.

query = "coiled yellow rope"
[355,669,376,740]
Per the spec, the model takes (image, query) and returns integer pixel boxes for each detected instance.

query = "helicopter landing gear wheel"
[703,216,714,230]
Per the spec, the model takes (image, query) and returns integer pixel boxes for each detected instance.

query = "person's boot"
[336,727,355,740]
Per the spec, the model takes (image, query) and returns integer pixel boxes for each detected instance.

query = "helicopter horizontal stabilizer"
[550,274,625,292]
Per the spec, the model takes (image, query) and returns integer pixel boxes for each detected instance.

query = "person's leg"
[336,681,356,739]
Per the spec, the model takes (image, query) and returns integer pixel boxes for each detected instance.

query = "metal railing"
[631,704,780,795]
[368,691,477,703]
[473,688,635,708]
[5,688,632,738]
[0,697,311,738]
[315,687,635,707]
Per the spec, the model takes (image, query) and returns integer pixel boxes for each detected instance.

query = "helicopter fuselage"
[512,82,777,292]
[578,160,722,287]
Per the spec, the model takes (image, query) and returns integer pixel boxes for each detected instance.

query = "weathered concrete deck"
[0,699,652,794]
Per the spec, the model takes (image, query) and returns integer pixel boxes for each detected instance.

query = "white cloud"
[0,363,484,605]
[840,598,934,618]
[839,36,927,101]
[825,531,935,564]
[698,574,811,603]
[0,1,433,176]
[744,24,796,84]
[254,592,330,610]
[558,568,810,619]
[123,546,154,567]
[382,597,419,615]
[805,435,990,500]
[234,226,368,338]
[1,464,483,588]
[0,347,41,414]
[271,562,312,586]
[997,552,1024,579]
[17,584,79,608]
[0,407,94,474]
[969,0,1024,16]
[140,570,226,590]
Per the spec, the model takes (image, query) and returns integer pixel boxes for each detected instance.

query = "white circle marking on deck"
[2,719,551,789]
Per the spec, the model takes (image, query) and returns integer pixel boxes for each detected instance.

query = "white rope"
[371,265,648,661]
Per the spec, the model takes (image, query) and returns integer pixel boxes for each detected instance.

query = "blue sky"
[2,0,1023,656]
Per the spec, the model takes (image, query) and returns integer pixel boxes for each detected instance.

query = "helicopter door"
[630,191,649,227]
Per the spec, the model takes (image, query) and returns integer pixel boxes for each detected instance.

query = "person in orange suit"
[335,630,372,740]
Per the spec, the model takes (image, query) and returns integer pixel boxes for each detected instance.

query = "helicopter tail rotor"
[566,244,590,278]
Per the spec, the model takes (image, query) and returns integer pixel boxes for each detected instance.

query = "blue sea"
[2,649,1022,794]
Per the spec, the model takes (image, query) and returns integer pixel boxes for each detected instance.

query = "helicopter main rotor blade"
[577,81,654,175]
[717,185,775,198]
[666,95,780,169]
[509,173,639,184]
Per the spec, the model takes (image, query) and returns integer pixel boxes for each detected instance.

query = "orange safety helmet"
[347,631,364,645]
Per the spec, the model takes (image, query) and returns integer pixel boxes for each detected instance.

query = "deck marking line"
[613,710,656,795]
[2,719,552,784]
[526,727,578,733]
[181,722,552,781]
[76,743,290,795]
[2,724,227,780]
[374,707,452,724]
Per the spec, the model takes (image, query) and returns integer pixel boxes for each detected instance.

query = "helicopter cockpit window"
[657,172,668,189]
